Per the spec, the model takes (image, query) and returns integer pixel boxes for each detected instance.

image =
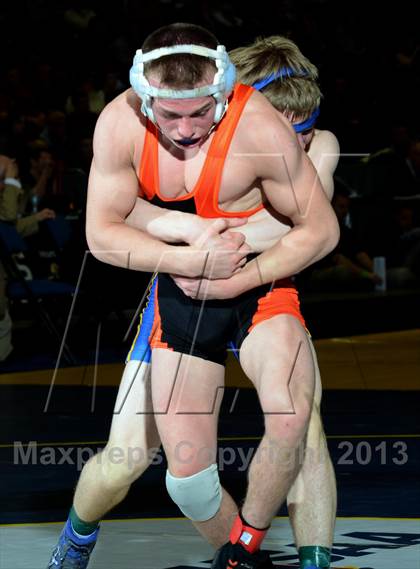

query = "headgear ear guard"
[129,44,236,125]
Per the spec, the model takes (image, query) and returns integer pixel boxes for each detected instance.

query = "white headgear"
[129,44,236,124]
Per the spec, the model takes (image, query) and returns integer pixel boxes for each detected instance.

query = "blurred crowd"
[1,0,420,360]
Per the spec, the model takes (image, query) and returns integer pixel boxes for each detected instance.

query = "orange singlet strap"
[195,84,262,218]
[139,120,159,200]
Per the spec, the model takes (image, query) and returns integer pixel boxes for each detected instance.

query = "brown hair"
[142,23,219,89]
[230,36,321,119]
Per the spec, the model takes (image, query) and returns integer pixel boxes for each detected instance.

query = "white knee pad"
[165,463,222,521]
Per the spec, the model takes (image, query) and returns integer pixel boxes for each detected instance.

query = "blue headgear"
[252,67,319,132]
[292,107,320,133]
[252,66,307,91]
[130,44,236,125]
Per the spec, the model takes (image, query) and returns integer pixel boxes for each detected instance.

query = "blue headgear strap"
[252,68,320,132]
[292,107,320,133]
[252,67,307,91]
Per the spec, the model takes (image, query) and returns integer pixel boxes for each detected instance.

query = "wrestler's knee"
[167,443,217,478]
[166,463,222,521]
[263,391,312,445]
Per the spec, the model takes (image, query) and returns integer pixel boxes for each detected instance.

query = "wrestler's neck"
[306,128,322,153]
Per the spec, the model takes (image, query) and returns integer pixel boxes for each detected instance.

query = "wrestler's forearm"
[127,198,265,251]
[127,197,287,252]
[232,219,340,292]
[125,198,198,243]
[230,214,289,252]
[86,222,209,277]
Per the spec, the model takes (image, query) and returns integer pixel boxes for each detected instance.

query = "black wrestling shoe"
[211,542,274,569]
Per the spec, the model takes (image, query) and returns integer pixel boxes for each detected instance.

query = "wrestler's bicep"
[87,158,138,226]
[262,144,325,226]
[87,110,139,230]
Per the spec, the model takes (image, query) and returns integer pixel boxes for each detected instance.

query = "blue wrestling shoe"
[47,519,99,568]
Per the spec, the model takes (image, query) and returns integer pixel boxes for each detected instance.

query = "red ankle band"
[229,514,268,554]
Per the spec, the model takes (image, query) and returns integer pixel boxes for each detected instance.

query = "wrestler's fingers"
[222,231,246,248]
[232,244,251,265]
[222,217,247,228]
[175,282,192,297]
[212,217,247,233]
[232,262,246,275]
[238,242,252,254]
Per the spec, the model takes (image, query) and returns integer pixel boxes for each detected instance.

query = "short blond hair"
[230,36,321,119]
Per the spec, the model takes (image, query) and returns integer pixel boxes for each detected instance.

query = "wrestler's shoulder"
[312,129,340,153]
[238,90,296,150]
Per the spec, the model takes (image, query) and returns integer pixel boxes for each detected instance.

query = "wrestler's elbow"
[306,214,339,263]
[319,214,340,256]
[85,223,110,263]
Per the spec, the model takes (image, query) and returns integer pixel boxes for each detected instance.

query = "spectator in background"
[66,87,99,141]
[103,69,125,104]
[40,110,68,159]
[2,65,33,117]
[65,74,106,116]
[386,205,420,288]
[20,145,68,214]
[0,154,55,362]
[0,107,47,167]
[0,259,12,361]
[64,1,97,37]
[63,136,93,216]
[0,153,55,237]
[0,155,14,361]
[304,186,383,292]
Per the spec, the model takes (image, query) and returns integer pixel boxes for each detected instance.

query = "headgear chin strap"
[130,44,236,125]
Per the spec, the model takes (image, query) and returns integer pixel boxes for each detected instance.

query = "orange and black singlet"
[129,84,306,366]
[138,83,264,217]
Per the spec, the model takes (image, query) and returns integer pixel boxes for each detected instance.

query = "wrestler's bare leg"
[73,360,161,522]
[151,349,237,547]
[239,315,315,528]
[287,340,337,549]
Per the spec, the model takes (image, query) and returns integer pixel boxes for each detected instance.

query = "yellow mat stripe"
[1,330,420,390]
[1,515,419,527]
